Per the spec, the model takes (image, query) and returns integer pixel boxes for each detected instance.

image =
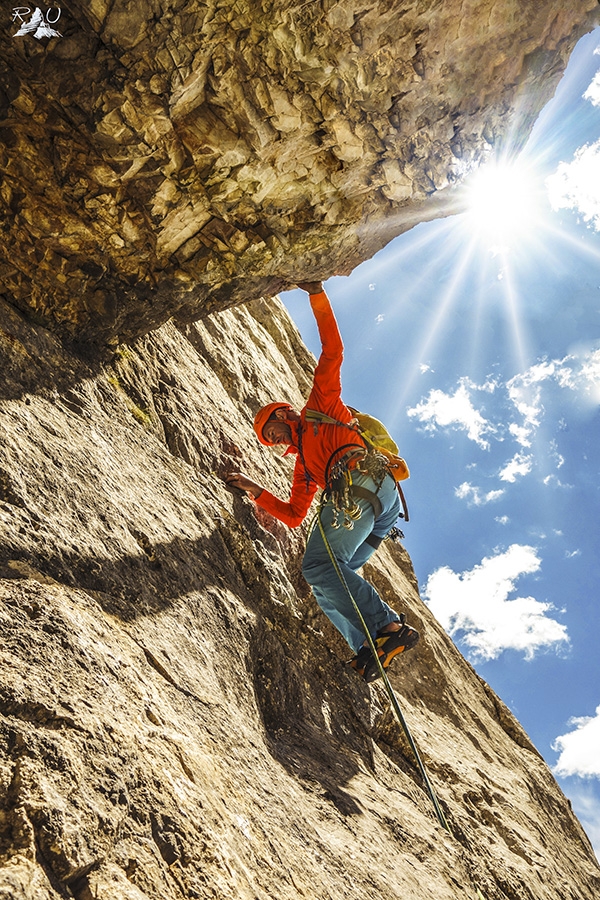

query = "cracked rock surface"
[1,1,599,346]
[1,296,599,899]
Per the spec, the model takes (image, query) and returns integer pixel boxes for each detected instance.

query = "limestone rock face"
[1,1,599,346]
[1,297,599,899]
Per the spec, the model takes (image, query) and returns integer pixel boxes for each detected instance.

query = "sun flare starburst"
[463,161,542,245]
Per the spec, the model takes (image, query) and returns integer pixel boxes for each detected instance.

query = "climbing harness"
[323,446,368,529]
[321,442,395,529]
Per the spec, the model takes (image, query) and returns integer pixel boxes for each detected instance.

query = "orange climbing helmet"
[253,402,293,445]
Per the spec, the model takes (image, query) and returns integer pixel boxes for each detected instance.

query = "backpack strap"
[397,482,410,522]
[305,408,359,432]
[305,408,380,455]
[351,484,383,519]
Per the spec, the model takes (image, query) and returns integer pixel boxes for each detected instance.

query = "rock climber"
[225,280,418,682]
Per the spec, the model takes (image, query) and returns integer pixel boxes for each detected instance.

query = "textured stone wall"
[1,297,600,899]
[0,302,600,900]
[1,1,599,346]
[2,7,600,897]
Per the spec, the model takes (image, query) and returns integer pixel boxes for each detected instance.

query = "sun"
[463,160,542,245]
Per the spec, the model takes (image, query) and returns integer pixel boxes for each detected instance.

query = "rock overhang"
[1,0,599,348]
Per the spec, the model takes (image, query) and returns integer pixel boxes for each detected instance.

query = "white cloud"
[455,482,505,506]
[420,363,432,374]
[375,314,385,324]
[407,379,495,449]
[508,422,532,447]
[571,347,600,406]
[410,348,600,455]
[553,706,600,778]
[506,362,554,443]
[511,360,557,388]
[495,515,509,525]
[498,452,533,483]
[565,549,581,559]
[423,544,569,660]
[583,71,600,107]
[506,349,600,442]
[553,347,600,398]
[546,140,600,231]
[543,474,573,489]
[549,440,565,469]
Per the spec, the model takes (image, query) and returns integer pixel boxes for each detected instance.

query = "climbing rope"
[315,506,450,832]
[313,504,491,900]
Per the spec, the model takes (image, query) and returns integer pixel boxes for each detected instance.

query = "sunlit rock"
[1,291,599,898]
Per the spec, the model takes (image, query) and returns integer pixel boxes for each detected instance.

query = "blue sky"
[283,28,600,857]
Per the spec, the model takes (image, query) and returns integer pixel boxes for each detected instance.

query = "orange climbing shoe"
[349,622,419,683]
[347,645,375,680]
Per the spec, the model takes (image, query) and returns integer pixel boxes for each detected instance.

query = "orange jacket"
[255,290,366,527]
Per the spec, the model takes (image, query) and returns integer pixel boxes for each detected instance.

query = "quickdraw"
[322,446,392,530]
[323,448,364,529]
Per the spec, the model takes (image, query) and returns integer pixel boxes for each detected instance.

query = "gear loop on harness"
[321,444,392,530]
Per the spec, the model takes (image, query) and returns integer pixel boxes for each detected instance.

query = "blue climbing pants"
[302,471,402,653]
